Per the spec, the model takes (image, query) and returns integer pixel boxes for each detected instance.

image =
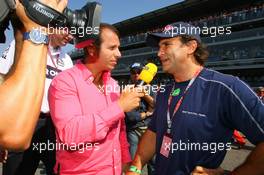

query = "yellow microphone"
[137,63,158,86]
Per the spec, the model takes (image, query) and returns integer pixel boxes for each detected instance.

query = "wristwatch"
[23,29,49,45]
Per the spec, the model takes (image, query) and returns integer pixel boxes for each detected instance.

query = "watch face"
[29,29,46,44]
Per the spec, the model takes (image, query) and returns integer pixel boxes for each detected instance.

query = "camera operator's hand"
[39,0,68,13]
[49,30,74,47]
[118,86,144,112]
[15,0,68,31]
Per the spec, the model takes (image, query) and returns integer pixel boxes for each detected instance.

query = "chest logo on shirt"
[46,65,62,79]
[57,58,65,67]
[182,110,207,118]
[1,46,11,60]
[172,88,181,96]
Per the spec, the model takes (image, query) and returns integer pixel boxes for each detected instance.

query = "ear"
[186,40,198,55]
[86,44,97,57]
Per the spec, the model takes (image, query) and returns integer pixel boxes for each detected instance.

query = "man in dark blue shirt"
[126,22,264,175]
[125,62,156,174]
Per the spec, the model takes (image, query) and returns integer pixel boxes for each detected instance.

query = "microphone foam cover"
[139,63,158,84]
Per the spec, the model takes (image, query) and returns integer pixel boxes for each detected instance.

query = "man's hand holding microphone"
[119,63,158,113]
[118,86,145,112]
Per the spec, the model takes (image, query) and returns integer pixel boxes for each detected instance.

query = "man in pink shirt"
[48,23,144,175]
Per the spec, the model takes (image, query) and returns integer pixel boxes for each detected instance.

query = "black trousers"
[3,116,56,175]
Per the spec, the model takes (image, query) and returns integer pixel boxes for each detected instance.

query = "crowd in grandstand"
[191,3,264,28]
[119,3,264,46]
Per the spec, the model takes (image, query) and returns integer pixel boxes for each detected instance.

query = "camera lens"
[63,8,86,29]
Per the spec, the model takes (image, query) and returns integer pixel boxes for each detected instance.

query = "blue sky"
[0,0,183,54]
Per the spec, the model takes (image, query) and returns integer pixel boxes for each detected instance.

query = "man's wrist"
[24,22,48,35]
[129,165,142,174]
[23,29,49,45]
[146,111,153,117]
[141,112,147,119]
[24,24,43,32]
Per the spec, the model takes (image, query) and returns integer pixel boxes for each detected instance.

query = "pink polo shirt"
[48,63,131,175]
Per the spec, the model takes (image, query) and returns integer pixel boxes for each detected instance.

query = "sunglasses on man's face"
[131,70,141,75]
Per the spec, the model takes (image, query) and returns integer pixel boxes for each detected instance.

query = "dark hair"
[93,23,119,50]
[84,23,119,58]
[179,35,209,65]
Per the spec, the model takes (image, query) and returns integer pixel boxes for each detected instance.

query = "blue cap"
[146,22,201,47]
[130,62,142,71]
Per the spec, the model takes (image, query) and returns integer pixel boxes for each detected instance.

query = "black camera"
[0,0,16,43]
[63,2,101,47]
[64,2,101,34]
[0,0,102,43]
[0,0,15,22]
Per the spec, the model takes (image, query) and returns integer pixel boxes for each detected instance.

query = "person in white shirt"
[0,32,73,175]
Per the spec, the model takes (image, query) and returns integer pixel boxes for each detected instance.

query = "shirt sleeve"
[125,110,142,122]
[64,54,73,69]
[48,73,125,146]
[148,92,161,133]
[119,118,132,163]
[0,40,15,74]
[148,109,157,133]
[223,77,264,145]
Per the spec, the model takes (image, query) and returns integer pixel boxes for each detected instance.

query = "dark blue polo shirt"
[148,68,264,175]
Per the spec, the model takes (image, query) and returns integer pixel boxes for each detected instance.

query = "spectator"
[125,62,156,175]
[256,87,264,103]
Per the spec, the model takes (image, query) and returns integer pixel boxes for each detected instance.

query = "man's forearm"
[131,129,156,170]
[0,74,4,84]
[232,142,264,175]
[0,41,47,150]
[143,94,155,109]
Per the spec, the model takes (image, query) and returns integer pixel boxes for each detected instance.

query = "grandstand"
[70,0,264,87]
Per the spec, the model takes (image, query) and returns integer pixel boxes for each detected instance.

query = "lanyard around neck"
[166,67,203,134]
[48,48,60,69]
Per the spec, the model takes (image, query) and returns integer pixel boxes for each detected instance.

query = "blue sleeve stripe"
[238,78,264,106]
[206,68,264,106]
[199,76,264,135]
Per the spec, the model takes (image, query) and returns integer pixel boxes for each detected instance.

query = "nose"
[115,48,121,58]
[158,47,164,58]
